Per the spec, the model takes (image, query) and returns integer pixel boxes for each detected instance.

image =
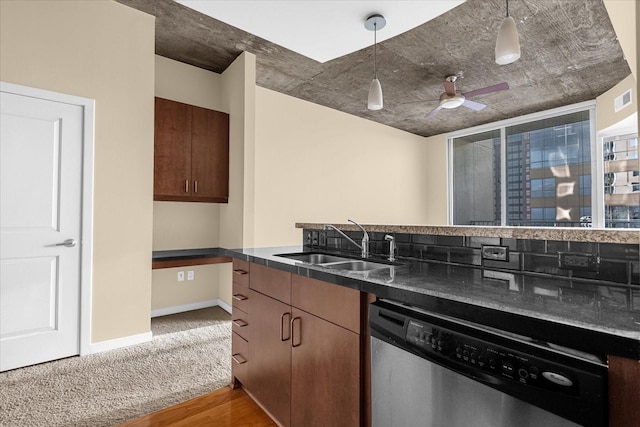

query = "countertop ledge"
[152,248,230,269]
[225,246,640,361]
[296,223,640,244]
[152,248,227,260]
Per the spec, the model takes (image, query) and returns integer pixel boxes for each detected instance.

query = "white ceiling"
[176,0,466,63]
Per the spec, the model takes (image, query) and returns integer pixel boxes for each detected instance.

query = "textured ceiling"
[116,0,631,137]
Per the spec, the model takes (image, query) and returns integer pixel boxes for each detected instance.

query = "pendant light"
[365,14,386,110]
[495,0,520,65]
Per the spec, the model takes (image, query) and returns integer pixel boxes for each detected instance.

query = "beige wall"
[421,134,449,225]
[253,87,435,247]
[218,52,257,308]
[0,0,155,343]
[151,266,220,310]
[220,52,257,249]
[604,0,637,81]
[596,74,637,133]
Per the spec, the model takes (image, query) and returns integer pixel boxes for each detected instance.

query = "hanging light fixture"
[365,14,386,110]
[495,0,520,65]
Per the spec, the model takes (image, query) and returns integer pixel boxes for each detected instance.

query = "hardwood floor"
[119,386,276,427]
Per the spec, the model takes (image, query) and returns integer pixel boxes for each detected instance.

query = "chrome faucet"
[323,219,369,258]
[385,234,396,262]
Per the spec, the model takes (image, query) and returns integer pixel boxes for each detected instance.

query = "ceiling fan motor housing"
[440,92,465,109]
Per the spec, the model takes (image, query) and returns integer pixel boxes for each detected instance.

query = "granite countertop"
[226,245,640,360]
[296,223,640,244]
[152,247,227,261]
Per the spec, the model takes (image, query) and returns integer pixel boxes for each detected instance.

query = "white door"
[0,90,83,371]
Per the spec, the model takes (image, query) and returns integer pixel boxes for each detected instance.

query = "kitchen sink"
[323,260,391,272]
[275,252,396,272]
[276,252,352,264]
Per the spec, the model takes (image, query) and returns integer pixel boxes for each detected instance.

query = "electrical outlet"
[558,253,599,272]
[177,271,184,282]
[482,245,509,261]
[187,270,194,281]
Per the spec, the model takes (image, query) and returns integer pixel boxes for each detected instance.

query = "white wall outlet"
[187,270,194,281]
[177,271,185,282]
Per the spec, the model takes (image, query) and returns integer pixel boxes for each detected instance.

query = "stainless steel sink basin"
[276,253,352,264]
[275,252,395,272]
[323,260,391,272]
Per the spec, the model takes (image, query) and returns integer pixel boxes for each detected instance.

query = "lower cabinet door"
[291,308,360,427]
[248,290,292,427]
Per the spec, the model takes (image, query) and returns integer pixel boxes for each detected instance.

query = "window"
[451,105,594,227]
[603,133,640,228]
[451,130,501,226]
[451,103,639,228]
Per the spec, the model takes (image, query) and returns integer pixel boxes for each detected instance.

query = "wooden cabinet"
[290,307,360,427]
[249,288,292,426]
[154,97,229,203]
[236,261,365,427]
[608,355,640,427]
[231,259,250,388]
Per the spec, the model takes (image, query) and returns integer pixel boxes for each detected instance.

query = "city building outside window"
[449,102,639,228]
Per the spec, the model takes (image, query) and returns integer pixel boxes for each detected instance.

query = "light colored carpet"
[0,307,231,426]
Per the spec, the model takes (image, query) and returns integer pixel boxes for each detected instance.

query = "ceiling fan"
[425,75,509,119]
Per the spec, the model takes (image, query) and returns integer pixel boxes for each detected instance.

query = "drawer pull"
[232,294,248,301]
[291,316,302,348]
[233,319,248,327]
[233,269,248,275]
[280,312,291,341]
[232,353,247,364]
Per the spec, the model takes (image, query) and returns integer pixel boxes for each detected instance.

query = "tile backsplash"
[304,228,639,287]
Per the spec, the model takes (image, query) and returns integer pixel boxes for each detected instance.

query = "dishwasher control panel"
[405,319,579,394]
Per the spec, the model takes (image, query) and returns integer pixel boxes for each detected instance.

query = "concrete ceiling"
[116,0,631,138]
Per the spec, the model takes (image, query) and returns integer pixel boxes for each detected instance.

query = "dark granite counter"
[152,247,227,261]
[226,245,640,360]
[152,247,230,269]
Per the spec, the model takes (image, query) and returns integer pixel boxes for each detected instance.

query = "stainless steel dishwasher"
[370,300,608,427]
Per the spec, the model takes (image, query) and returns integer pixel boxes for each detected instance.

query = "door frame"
[1,81,95,357]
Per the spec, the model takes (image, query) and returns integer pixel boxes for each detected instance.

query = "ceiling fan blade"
[425,105,443,119]
[462,82,509,98]
[462,99,487,111]
[443,81,456,96]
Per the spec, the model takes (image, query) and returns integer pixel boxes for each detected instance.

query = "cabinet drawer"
[292,274,361,334]
[232,281,250,313]
[232,259,250,287]
[232,307,249,341]
[250,263,291,304]
[232,332,249,387]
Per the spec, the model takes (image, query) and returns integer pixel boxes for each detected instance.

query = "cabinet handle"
[232,353,247,364]
[194,180,198,193]
[184,179,189,193]
[291,316,302,347]
[280,312,291,341]
[232,294,248,301]
[233,319,248,327]
[233,269,248,276]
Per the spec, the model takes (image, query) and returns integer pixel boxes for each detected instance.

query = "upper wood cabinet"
[154,97,229,203]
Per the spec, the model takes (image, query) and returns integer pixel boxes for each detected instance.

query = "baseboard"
[217,299,232,314]
[89,331,152,354]
[151,299,232,318]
